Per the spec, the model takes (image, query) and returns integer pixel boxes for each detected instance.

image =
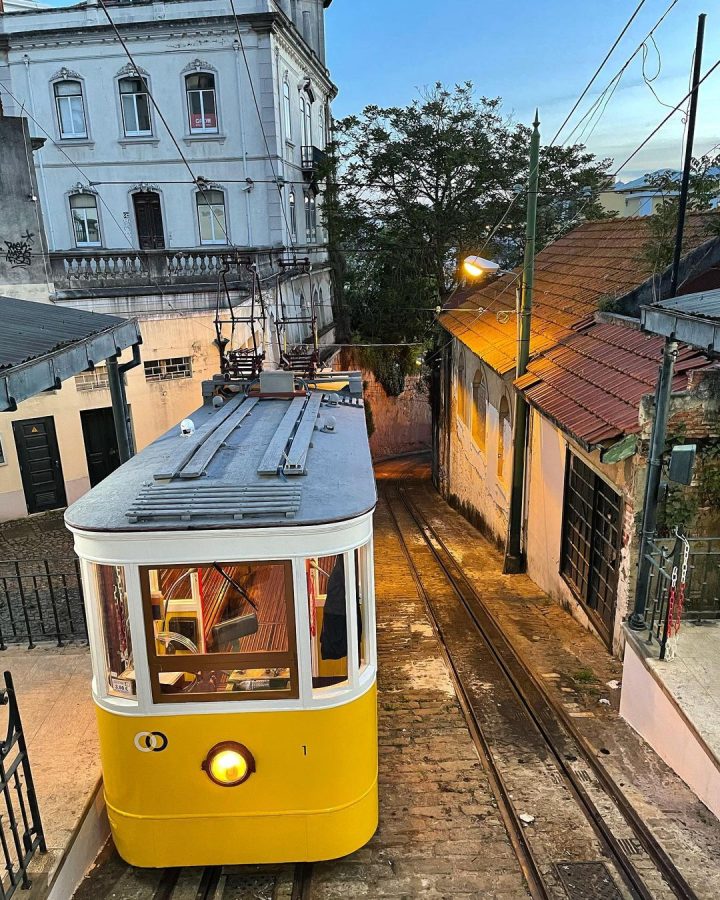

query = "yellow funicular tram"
[65,369,378,868]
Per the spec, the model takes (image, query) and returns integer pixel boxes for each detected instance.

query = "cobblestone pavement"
[405,480,720,899]
[0,510,75,562]
[0,512,85,647]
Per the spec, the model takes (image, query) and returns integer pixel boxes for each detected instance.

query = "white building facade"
[0,0,335,335]
[0,0,337,521]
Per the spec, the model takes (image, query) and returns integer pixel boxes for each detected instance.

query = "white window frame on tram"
[74,514,377,717]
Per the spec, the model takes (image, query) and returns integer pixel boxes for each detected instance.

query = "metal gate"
[0,671,45,898]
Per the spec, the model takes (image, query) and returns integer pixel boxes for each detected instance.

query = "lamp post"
[462,111,540,573]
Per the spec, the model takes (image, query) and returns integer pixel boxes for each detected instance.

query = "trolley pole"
[504,111,540,574]
[630,13,706,630]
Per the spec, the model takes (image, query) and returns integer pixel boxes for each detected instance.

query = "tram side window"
[92,564,135,699]
[306,554,358,691]
[140,561,297,701]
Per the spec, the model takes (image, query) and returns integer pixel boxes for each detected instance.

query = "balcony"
[301,145,327,182]
[49,249,268,295]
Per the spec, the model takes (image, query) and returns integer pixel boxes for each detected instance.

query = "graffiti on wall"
[4,231,35,269]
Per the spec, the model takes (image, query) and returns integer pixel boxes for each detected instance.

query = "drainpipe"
[23,55,56,250]
[233,40,254,247]
[106,343,141,463]
[630,14,706,629]
[503,111,540,575]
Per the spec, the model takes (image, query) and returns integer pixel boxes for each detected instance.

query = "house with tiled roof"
[438,213,720,654]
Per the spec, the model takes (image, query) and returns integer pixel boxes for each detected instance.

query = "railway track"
[151,862,313,900]
[384,482,698,900]
[72,854,313,900]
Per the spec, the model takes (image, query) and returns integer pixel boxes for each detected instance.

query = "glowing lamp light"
[202,742,255,787]
[463,256,501,279]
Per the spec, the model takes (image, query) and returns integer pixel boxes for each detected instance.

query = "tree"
[641,152,720,272]
[324,83,612,347]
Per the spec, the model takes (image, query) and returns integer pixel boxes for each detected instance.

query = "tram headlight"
[202,741,255,787]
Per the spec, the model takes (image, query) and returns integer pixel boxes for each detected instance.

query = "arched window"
[305,192,317,243]
[119,76,151,136]
[497,393,512,480]
[70,193,101,247]
[471,369,487,450]
[283,78,292,140]
[54,80,87,139]
[289,190,297,239]
[318,108,325,148]
[196,189,227,245]
[456,348,467,424]
[185,72,217,133]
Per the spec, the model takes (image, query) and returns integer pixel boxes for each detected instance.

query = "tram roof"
[65,390,376,533]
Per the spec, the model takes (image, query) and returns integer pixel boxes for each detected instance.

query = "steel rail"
[151,862,313,898]
[384,493,549,900]
[386,483,697,900]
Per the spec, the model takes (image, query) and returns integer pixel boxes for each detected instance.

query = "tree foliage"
[324,83,613,345]
[640,152,720,272]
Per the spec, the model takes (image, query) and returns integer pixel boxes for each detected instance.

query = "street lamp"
[462,256,512,279]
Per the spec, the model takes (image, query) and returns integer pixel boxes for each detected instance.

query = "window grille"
[144,357,192,382]
[561,452,622,644]
[75,366,109,392]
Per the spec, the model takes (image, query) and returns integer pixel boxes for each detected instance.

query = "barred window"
[75,365,109,392]
[144,357,192,382]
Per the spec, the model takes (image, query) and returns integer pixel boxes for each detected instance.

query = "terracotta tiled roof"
[440,214,719,375]
[515,317,710,446]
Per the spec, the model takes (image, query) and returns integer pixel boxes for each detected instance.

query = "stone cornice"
[3,12,276,49]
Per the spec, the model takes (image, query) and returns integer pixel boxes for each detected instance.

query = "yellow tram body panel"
[97,684,378,868]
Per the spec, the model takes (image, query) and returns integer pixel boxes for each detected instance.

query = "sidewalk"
[405,479,720,898]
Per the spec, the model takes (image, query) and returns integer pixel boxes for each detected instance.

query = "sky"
[325,0,720,182]
[40,0,720,182]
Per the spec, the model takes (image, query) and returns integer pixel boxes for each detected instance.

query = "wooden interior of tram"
[139,561,299,703]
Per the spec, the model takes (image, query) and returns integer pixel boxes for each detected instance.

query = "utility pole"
[629,13,706,630]
[504,111,540,574]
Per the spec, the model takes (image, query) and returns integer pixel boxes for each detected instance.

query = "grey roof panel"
[65,392,376,533]
[0,295,131,370]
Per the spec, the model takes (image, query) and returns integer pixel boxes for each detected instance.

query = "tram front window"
[92,564,135,699]
[141,561,297,701]
[306,554,354,691]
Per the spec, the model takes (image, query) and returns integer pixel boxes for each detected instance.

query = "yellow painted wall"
[0,313,221,521]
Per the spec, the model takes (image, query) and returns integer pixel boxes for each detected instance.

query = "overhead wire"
[478,0,681,256]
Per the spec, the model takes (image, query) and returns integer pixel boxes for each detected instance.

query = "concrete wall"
[621,636,720,821]
[445,338,514,545]
[0,312,221,521]
[0,116,52,300]
[524,408,638,654]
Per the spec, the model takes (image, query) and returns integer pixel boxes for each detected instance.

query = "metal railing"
[0,560,87,649]
[0,671,46,898]
[638,531,720,659]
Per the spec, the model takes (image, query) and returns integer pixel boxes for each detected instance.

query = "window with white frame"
[196,189,227,245]
[119,76,151,136]
[300,91,312,146]
[305,192,317,243]
[283,78,292,140]
[289,190,297,239]
[70,193,101,247]
[54,80,87,139]
[318,108,325,148]
[185,72,218,133]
